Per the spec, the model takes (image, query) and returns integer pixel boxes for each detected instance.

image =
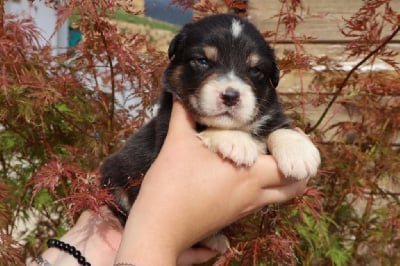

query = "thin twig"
[100,30,116,134]
[308,25,400,133]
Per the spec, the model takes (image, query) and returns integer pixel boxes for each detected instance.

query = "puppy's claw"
[267,128,321,180]
[198,129,263,167]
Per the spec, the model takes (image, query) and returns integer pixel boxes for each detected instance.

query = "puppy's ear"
[168,23,192,60]
[168,34,180,60]
[168,30,186,60]
[270,63,280,88]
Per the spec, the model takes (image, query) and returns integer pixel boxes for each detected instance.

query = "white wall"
[5,0,68,55]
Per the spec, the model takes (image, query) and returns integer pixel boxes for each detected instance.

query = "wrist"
[115,202,182,266]
[115,233,179,266]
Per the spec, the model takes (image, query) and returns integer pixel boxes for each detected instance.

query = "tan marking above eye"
[203,46,218,62]
[247,53,260,68]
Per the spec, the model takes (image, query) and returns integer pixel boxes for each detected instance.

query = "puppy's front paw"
[267,128,321,180]
[198,233,230,254]
[198,129,264,167]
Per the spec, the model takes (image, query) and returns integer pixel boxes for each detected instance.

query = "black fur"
[100,14,291,225]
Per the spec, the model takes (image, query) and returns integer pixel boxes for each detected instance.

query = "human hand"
[115,100,308,265]
[29,207,218,266]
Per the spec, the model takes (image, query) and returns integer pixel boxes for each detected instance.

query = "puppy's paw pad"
[198,130,260,166]
[268,129,321,180]
[199,233,230,254]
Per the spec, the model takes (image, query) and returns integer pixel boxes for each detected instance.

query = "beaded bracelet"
[47,238,91,266]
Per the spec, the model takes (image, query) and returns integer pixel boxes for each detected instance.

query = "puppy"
[100,14,321,253]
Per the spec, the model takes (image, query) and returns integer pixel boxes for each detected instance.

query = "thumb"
[168,99,197,137]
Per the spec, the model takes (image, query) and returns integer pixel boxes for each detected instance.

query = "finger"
[177,247,218,266]
[258,178,308,205]
[247,154,297,188]
[168,100,197,136]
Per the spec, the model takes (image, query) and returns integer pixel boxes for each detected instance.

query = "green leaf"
[55,103,73,114]
[0,131,24,151]
[33,189,54,209]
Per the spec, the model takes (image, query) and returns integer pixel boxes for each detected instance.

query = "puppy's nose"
[221,87,240,107]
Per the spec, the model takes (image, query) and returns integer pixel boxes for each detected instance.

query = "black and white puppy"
[100,14,320,253]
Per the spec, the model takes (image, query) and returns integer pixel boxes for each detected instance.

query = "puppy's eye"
[249,67,264,78]
[196,58,209,66]
[190,57,210,68]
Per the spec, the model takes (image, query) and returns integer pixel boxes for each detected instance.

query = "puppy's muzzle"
[221,87,240,106]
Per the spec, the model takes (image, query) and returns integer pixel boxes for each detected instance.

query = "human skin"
[29,207,218,266]
[30,101,307,266]
[114,100,308,265]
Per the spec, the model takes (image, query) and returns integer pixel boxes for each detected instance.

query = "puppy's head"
[165,14,280,130]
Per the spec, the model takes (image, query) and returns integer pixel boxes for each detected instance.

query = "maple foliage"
[1,0,164,262]
[1,0,399,265]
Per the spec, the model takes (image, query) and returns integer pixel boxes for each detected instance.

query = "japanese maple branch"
[100,30,116,134]
[307,25,400,133]
[89,0,116,134]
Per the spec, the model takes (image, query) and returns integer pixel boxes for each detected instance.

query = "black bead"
[78,256,85,263]
[68,245,76,253]
[63,243,71,251]
[47,239,56,246]
[84,262,91,266]
[58,241,65,249]
[73,249,81,258]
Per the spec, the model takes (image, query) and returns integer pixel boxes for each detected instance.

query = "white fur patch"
[267,128,321,180]
[198,129,264,166]
[190,71,256,129]
[231,19,243,38]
